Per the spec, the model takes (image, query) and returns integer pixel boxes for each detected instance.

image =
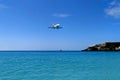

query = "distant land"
[82,42,120,51]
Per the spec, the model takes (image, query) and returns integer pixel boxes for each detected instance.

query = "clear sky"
[0,0,120,50]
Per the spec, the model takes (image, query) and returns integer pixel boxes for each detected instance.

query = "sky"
[0,0,120,50]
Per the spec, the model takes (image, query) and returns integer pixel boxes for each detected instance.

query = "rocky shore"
[82,42,120,51]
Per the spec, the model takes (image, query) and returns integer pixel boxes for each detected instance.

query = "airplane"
[49,24,62,29]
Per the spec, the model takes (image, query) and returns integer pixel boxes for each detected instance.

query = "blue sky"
[0,0,120,50]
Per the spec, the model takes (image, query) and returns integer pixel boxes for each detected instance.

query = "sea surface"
[0,51,120,80]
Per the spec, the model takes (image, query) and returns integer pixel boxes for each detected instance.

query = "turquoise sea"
[0,51,120,80]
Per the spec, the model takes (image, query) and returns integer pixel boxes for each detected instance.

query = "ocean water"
[0,51,120,80]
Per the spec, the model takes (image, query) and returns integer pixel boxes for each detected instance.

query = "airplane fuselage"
[49,24,62,29]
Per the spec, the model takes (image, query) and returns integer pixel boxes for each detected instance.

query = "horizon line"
[0,50,82,52]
